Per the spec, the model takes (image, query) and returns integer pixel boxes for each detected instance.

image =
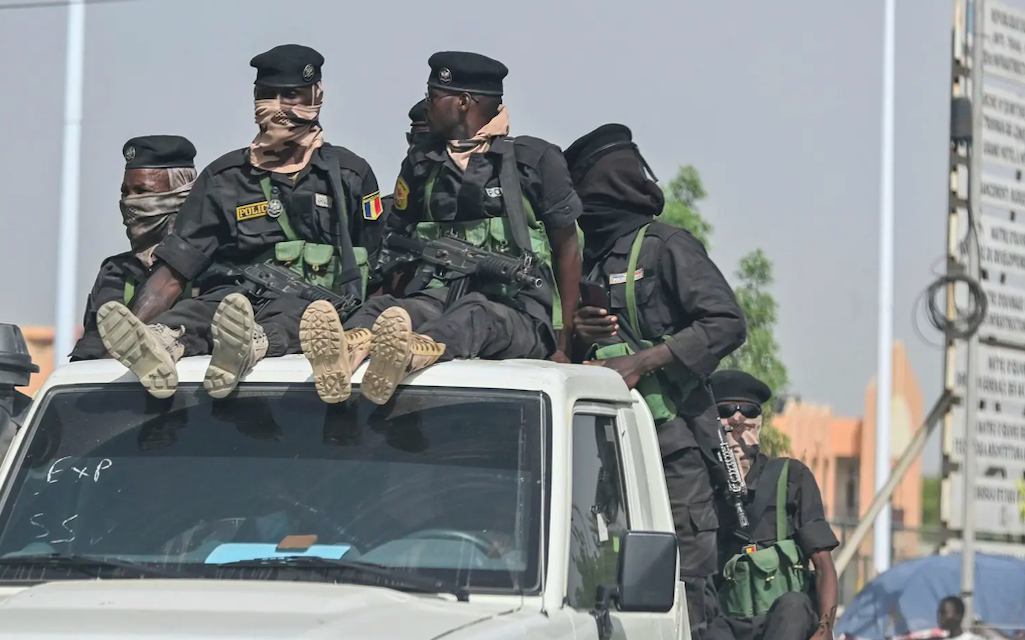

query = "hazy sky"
[0,0,987,471]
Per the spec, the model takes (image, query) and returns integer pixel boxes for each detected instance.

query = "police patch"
[362,191,384,220]
[485,187,502,198]
[236,200,269,222]
[608,269,644,285]
[394,177,410,211]
[315,193,332,208]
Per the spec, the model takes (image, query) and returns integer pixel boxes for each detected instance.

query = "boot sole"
[299,301,352,404]
[97,301,178,399]
[363,307,412,406]
[205,293,255,399]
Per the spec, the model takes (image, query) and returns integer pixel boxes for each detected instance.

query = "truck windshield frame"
[0,383,550,594]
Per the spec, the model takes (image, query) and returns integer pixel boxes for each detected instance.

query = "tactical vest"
[412,151,568,329]
[590,224,698,422]
[719,458,811,617]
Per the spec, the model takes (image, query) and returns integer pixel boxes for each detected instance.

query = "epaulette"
[319,143,372,176]
[98,251,147,279]
[205,148,249,175]
[511,135,557,167]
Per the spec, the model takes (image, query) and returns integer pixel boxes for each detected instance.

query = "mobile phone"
[580,279,611,309]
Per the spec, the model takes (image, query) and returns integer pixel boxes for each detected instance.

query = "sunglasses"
[717,403,762,420]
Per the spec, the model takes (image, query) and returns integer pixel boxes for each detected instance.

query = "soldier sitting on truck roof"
[564,123,747,632]
[94,44,382,401]
[70,135,197,362]
[298,51,583,407]
[705,370,839,640]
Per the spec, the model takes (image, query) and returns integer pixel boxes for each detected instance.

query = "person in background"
[70,135,197,361]
[939,596,984,640]
[706,369,839,640]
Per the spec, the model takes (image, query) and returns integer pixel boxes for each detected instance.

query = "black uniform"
[151,144,381,357]
[709,453,839,640]
[348,53,581,360]
[70,253,148,361]
[565,123,747,630]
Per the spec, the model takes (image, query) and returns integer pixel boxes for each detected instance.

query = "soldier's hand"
[574,306,617,347]
[583,354,645,390]
[549,350,571,364]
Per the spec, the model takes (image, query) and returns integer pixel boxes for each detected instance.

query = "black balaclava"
[564,124,664,265]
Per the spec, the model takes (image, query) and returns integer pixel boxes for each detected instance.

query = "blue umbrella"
[836,553,1025,640]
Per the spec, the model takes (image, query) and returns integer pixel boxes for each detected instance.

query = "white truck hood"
[0,580,524,639]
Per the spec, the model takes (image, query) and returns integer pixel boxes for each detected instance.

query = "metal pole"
[962,0,984,627]
[53,0,86,370]
[873,0,897,576]
[835,391,956,577]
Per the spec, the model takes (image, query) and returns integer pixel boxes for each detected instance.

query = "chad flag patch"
[362,191,384,220]
[236,200,269,222]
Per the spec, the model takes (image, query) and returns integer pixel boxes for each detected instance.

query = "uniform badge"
[124,146,136,162]
[743,544,758,555]
[438,67,452,84]
[394,177,410,211]
[302,64,315,82]
[608,269,644,286]
[236,200,269,221]
[485,187,502,198]
[268,199,284,218]
[362,191,384,221]
[315,193,332,208]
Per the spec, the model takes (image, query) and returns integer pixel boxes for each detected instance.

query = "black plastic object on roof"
[0,324,39,389]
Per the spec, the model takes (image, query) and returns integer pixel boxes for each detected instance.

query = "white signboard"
[947,405,1025,468]
[983,1,1025,87]
[980,174,1025,211]
[941,538,1025,561]
[977,214,1025,277]
[951,342,1025,403]
[982,86,1025,170]
[942,472,1025,535]
[980,280,1025,345]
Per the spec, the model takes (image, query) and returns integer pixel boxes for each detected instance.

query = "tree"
[659,166,791,455]
[921,476,941,527]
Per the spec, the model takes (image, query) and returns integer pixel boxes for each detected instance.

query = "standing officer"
[70,135,197,361]
[96,44,381,400]
[299,51,582,406]
[565,123,747,631]
[707,370,839,640]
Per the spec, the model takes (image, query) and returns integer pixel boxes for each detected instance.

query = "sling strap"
[259,177,300,242]
[747,457,792,543]
[624,224,649,333]
[493,137,537,259]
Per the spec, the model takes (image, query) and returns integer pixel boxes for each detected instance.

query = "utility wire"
[0,0,156,10]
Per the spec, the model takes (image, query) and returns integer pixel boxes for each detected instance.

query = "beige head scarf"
[446,105,510,171]
[249,82,325,174]
[723,413,763,475]
[119,167,197,269]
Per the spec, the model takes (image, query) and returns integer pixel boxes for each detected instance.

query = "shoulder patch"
[394,177,410,211]
[362,191,384,220]
[237,200,269,222]
[208,148,249,175]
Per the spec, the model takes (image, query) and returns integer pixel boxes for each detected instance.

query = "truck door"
[567,406,666,640]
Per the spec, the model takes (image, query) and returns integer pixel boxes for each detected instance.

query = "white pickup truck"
[0,324,691,640]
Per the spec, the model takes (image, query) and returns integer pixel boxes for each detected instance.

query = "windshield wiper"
[0,553,197,579]
[217,556,469,602]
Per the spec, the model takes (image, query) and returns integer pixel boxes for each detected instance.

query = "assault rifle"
[379,232,543,306]
[233,263,361,316]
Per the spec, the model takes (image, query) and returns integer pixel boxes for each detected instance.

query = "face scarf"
[249,82,325,174]
[724,414,763,475]
[446,105,511,171]
[573,150,665,266]
[120,167,197,268]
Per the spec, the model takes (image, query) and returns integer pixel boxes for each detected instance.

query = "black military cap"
[122,135,196,170]
[710,370,773,405]
[427,51,507,96]
[564,124,635,174]
[250,44,324,88]
[408,99,428,126]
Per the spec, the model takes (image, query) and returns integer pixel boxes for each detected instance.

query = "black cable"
[923,272,988,340]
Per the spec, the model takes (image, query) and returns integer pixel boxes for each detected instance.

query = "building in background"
[775,341,929,603]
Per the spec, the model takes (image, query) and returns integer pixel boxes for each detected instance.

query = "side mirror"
[591,531,679,640]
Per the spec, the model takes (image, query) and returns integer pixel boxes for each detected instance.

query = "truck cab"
[0,327,690,640]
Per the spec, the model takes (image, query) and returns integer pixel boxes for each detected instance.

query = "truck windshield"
[0,384,546,592]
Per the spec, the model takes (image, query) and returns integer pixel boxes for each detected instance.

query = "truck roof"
[38,356,636,404]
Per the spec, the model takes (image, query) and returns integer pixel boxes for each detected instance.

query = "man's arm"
[791,459,840,640]
[810,550,839,640]
[532,143,583,361]
[70,259,126,361]
[135,168,224,321]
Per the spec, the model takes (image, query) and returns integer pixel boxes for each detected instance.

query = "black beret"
[408,99,428,125]
[710,370,773,405]
[427,51,507,96]
[564,123,635,175]
[122,135,196,170]
[251,44,324,88]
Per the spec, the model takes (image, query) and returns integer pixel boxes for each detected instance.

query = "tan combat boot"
[362,306,446,406]
[204,293,268,399]
[97,301,185,399]
[300,300,373,404]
